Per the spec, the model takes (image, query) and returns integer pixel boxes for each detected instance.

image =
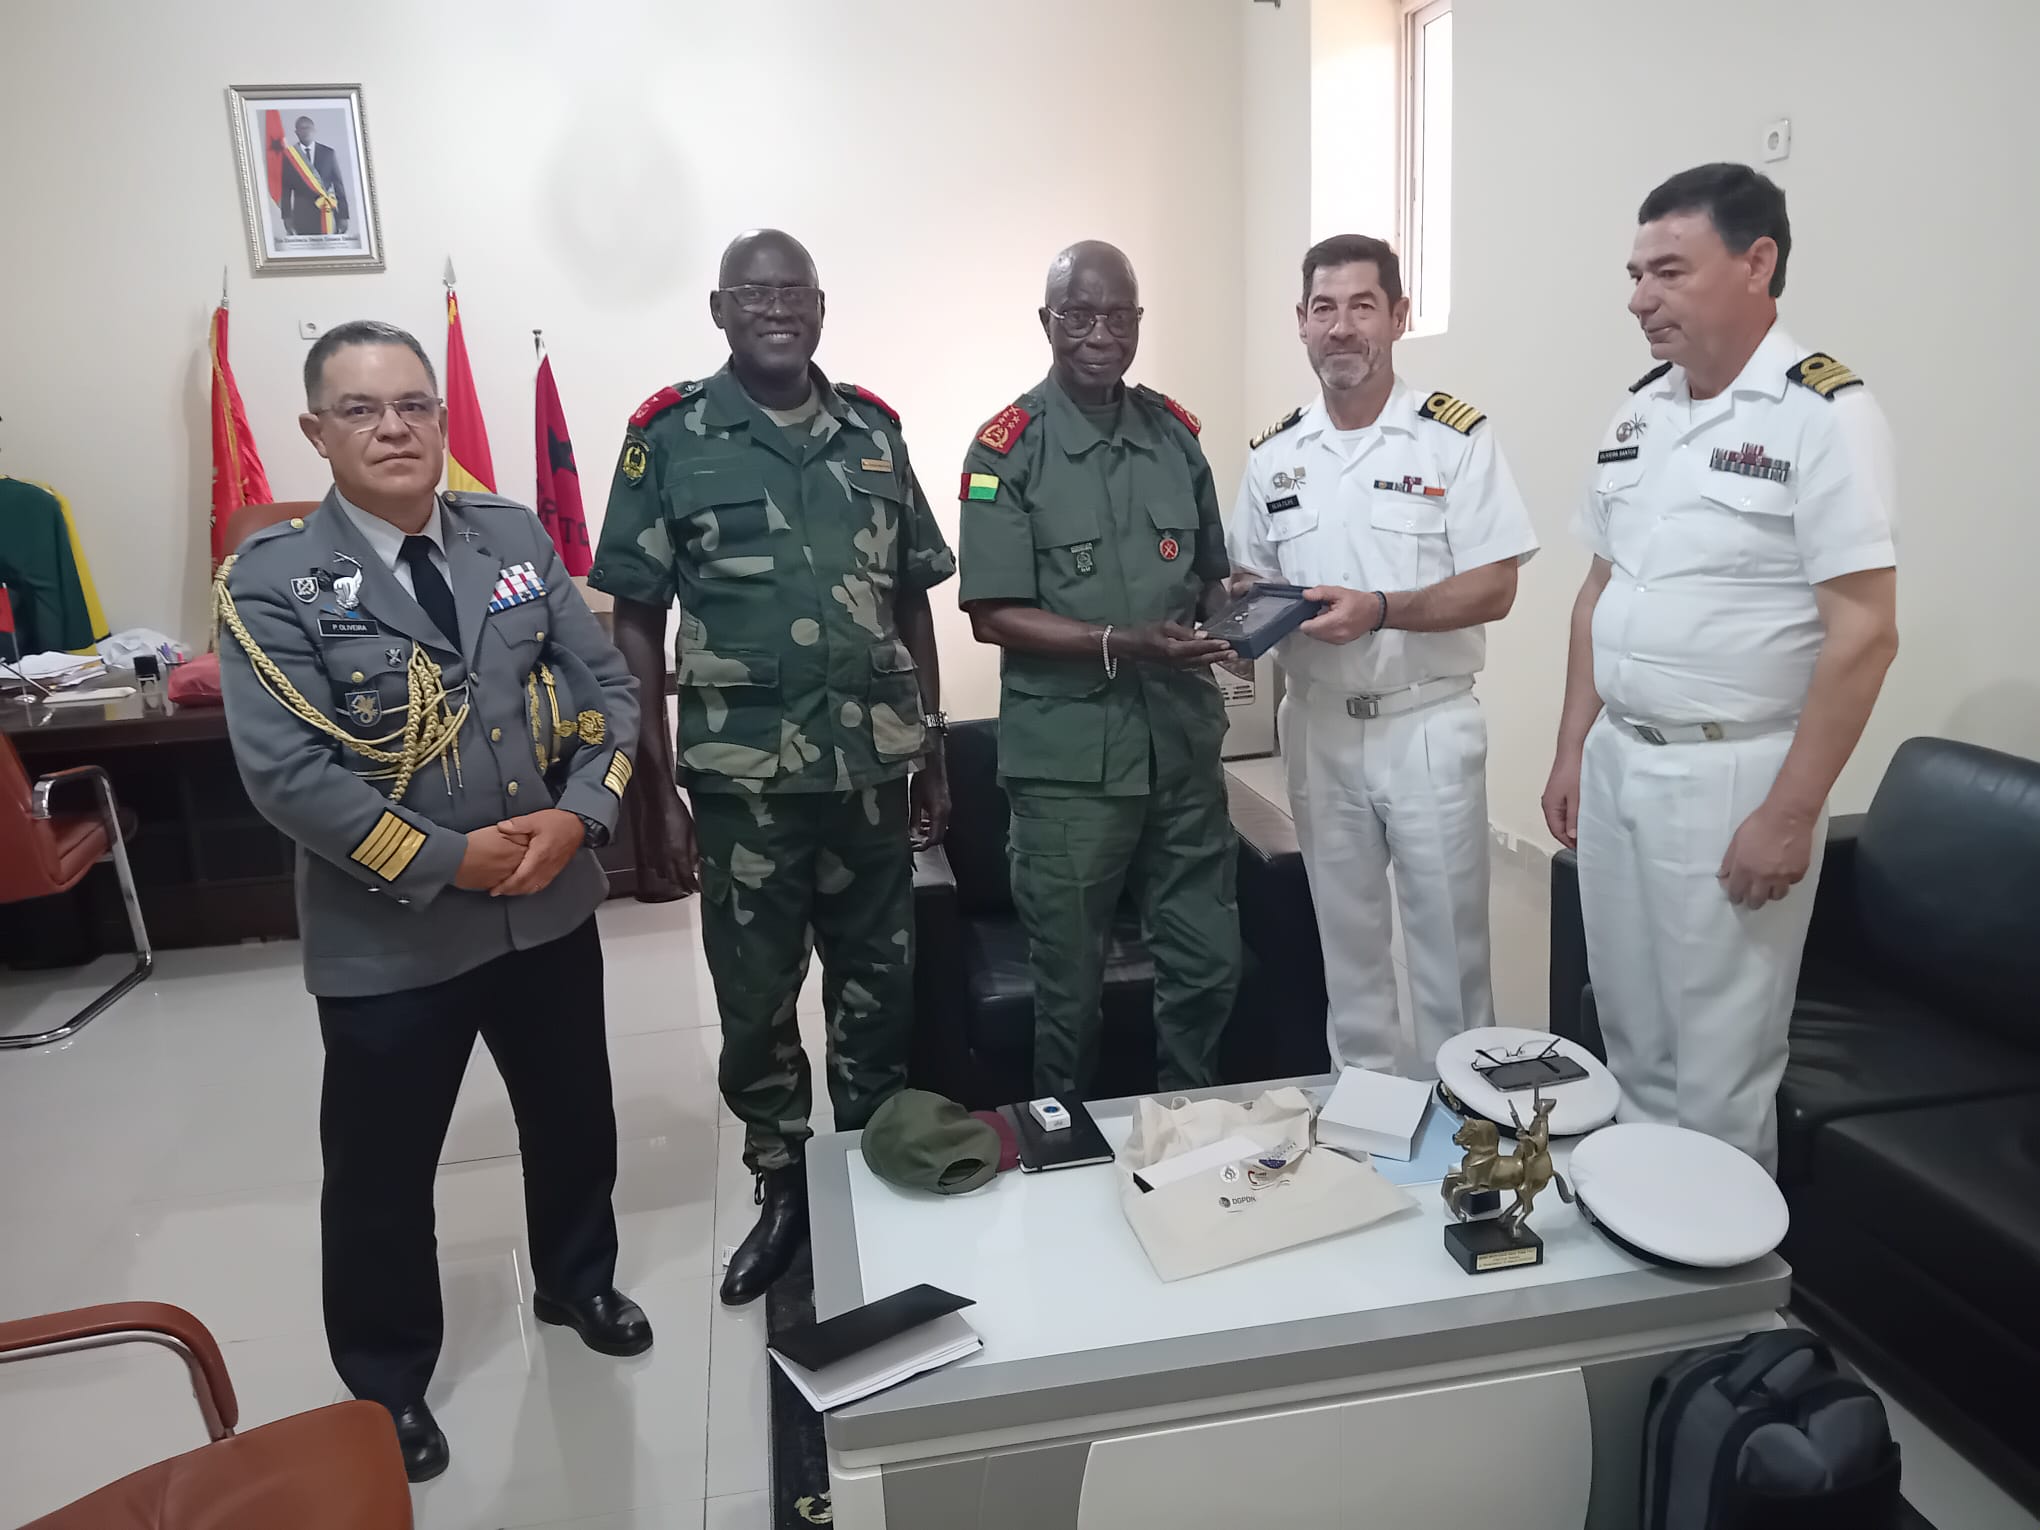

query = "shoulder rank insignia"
[629,380,698,429]
[976,402,1032,456]
[1418,391,1486,434]
[1629,361,1673,394]
[1158,393,1201,436]
[836,381,900,424]
[1786,353,1864,400]
[1250,407,1305,450]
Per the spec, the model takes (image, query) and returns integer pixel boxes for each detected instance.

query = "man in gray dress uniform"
[215,320,649,1482]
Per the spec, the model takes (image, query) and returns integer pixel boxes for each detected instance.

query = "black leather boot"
[533,1288,655,1357]
[389,1400,450,1483]
[719,1164,809,1306]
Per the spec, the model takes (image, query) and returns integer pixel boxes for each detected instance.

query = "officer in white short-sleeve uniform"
[1544,165,1899,1174]
[1231,235,1538,1075]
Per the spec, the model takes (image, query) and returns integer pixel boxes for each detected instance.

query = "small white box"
[1029,1097,1071,1131]
[1316,1067,1433,1161]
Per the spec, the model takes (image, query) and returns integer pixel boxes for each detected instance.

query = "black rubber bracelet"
[1371,590,1390,633]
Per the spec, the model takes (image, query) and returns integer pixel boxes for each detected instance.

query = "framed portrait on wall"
[226,83,384,274]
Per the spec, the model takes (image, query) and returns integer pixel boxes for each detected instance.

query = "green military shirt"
[590,364,954,794]
[957,376,1229,795]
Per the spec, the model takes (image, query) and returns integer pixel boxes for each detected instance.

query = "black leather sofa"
[1550,737,2040,1513]
[910,717,1330,1108]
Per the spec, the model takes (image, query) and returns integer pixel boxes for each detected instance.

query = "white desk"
[807,1077,1789,1530]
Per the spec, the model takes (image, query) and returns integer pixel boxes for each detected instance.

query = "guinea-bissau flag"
[209,301,273,565]
[533,352,593,576]
[443,288,497,494]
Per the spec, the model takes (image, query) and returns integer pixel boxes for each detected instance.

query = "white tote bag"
[1118,1086,1413,1282]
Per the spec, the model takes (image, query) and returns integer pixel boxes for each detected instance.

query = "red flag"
[534,353,593,576]
[209,302,273,565]
[444,288,496,493]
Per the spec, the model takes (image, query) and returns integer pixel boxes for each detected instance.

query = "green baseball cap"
[861,1090,1001,1196]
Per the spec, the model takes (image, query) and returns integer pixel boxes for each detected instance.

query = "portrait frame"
[226,83,385,275]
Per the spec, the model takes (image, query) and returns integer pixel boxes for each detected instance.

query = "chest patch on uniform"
[1616,415,1647,443]
[291,575,319,603]
[1597,446,1640,464]
[1267,495,1301,513]
[1074,542,1095,574]
[976,404,1031,455]
[960,472,999,502]
[1418,392,1486,434]
[1710,442,1791,483]
[488,562,548,612]
[1271,467,1307,490]
[1374,476,1445,497]
[1159,536,1181,562]
[620,440,648,484]
[344,690,382,726]
[319,616,378,638]
[1786,353,1863,399]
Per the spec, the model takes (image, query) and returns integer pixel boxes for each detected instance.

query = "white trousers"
[1281,687,1495,1075]
[1577,714,1825,1174]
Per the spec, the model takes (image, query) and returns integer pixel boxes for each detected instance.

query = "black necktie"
[399,535,459,646]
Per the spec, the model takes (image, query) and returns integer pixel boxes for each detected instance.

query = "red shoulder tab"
[837,382,900,425]
[976,403,1032,456]
[629,384,686,430]
[1162,395,1201,436]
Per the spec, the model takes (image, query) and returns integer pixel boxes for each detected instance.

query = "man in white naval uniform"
[1543,164,1899,1173]
[1230,234,1539,1075]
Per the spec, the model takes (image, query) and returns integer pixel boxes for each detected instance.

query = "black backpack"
[1643,1329,1902,1530]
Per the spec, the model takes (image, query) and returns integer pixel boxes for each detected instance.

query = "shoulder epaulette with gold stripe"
[1417,391,1486,434]
[1786,353,1864,400]
[1249,406,1305,450]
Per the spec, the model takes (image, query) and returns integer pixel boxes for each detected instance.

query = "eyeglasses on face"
[315,396,443,434]
[721,284,823,317]
[1048,305,1143,339]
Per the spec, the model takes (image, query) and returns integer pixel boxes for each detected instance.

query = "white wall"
[0,0,1245,722]
[1247,0,2040,841]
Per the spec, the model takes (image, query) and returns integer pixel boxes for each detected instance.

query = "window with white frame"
[1402,0,1453,334]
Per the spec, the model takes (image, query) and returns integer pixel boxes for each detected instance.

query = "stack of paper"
[1317,1067,1435,1162]
[3,651,106,689]
[769,1310,982,1412]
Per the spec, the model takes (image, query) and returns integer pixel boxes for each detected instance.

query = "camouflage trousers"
[1007,763,1241,1098]
[693,779,915,1172]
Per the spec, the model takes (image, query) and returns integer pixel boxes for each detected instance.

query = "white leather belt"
[1336,675,1475,720]
[1611,715,1795,746]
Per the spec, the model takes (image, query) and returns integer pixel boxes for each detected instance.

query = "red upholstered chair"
[0,732,152,1049]
[219,500,319,556]
[0,1303,412,1530]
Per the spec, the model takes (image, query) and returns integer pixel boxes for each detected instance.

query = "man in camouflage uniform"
[958,240,1242,1098]
[592,229,954,1305]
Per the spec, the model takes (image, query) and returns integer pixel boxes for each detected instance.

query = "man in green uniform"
[591,229,954,1305]
[958,240,1242,1098]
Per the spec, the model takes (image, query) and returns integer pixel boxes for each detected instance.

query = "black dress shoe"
[389,1400,449,1483]
[533,1288,655,1357]
[720,1163,809,1307]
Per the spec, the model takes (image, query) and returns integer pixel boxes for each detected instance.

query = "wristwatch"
[923,708,949,737]
[571,811,610,849]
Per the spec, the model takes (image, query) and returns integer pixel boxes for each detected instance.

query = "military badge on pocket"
[344,690,382,726]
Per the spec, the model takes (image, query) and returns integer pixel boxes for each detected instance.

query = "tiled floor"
[1,770,2032,1529]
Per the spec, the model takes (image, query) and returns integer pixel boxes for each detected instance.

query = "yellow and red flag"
[534,350,593,576]
[444,288,496,494]
[209,300,273,565]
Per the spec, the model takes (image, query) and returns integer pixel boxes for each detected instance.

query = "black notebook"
[1011,1099,1116,1172]
[769,1283,974,1373]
